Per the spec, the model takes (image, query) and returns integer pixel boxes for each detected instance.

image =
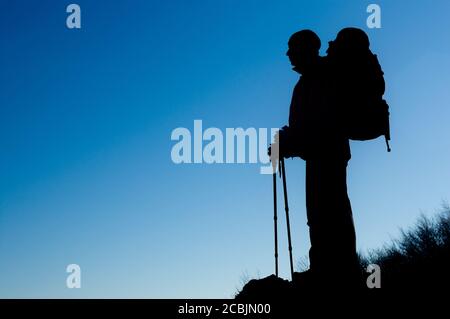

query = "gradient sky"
[1,0,450,298]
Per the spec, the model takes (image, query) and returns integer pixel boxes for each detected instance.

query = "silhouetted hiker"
[269,28,389,289]
[273,29,360,288]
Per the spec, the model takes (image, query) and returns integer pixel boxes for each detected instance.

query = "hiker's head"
[286,30,321,73]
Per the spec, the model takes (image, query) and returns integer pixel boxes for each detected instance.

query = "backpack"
[326,27,391,152]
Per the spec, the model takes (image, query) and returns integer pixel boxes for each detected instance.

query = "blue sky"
[1,0,450,297]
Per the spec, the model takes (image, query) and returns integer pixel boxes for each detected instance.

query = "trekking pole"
[273,168,278,277]
[280,157,294,280]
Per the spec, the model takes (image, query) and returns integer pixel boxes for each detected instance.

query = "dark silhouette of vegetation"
[236,204,450,298]
[359,204,450,289]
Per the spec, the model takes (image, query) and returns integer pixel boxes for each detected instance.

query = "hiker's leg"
[322,160,359,284]
[306,160,328,273]
[306,159,359,285]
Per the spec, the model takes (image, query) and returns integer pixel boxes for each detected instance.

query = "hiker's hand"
[268,144,277,158]
[268,130,281,161]
[269,131,281,162]
[279,126,305,159]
